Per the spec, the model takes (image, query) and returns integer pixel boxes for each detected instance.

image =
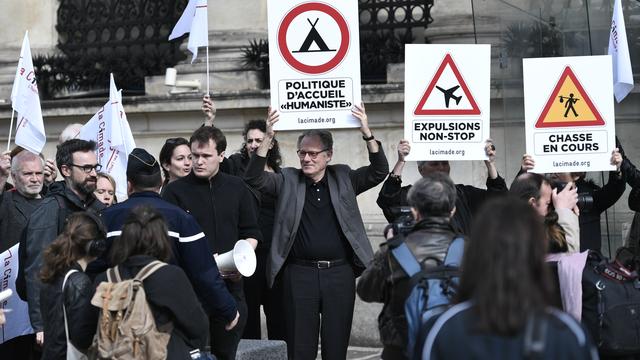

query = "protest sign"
[267,0,361,130]
[523,56,616,173]
[404,44,490,161]
[0,244,34,344]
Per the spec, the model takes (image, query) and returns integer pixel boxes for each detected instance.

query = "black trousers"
[242,248,286,340]
[283,262,355,360]
[209,280,247,360]
[0,334,39,359]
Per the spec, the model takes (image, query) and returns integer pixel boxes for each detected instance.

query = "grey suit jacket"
[245,143,388,286]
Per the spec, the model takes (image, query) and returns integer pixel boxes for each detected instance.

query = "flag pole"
[206,42,210,95]
[6,110,15,152]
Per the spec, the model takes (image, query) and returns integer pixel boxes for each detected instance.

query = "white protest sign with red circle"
[268,0,361,130]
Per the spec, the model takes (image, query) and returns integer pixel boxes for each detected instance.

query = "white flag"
[0,244,34,344]
[10,32,46,154]
[608,0,634,103]
[79,74,135,200]
[169,0,208,63]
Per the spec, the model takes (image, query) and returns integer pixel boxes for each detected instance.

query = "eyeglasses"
[69,163,102,174]
[296,149,329,160]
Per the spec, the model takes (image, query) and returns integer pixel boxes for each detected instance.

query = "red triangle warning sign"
[535,67,605,128]
[414,53,481,116]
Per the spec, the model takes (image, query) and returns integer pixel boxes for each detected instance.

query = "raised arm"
[349,103,389,194]
[244,107,283,195]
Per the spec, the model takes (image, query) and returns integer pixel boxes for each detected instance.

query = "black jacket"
[40,263,96,360]
[357,218,457,356]
[94,256,209,360]
[575,174,625,252]
[162,171,261,255]
[21,181,105,330]
[422,303,596,359]
[222,152,279,250]
[377,175,507,235]
[622,157,640,189]
[0,190,43,253]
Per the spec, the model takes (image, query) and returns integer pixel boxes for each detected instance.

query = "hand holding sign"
[397,140,411,162]
[611,148,623,171]
[521,154,536,172]
[351,103,370,137]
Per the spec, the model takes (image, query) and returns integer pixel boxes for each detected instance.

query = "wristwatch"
[389,173,401,182]
[362,134,375,141]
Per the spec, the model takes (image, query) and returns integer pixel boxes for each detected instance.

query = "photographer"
[377,139,506,235]
[520,148,625,252]
[357,172,457,360]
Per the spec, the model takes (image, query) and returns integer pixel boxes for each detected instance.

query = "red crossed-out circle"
[277,2,350,75]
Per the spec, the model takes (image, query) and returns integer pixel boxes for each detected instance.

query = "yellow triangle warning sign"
[535,67,605,128]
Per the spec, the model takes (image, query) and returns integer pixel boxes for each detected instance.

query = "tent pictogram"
[277,2,349,75]
[535,66,605,128]
[414,53,480,116]
[293,19,336,53]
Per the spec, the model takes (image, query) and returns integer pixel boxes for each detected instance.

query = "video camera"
[388,206,416,236]
[552,181,594,213]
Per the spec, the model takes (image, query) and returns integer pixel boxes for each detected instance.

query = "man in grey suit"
[245,103,388,359]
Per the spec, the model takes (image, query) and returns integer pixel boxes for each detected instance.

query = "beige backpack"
[90,260,172,359]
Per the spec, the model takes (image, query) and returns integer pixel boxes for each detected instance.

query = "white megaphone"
[215,240,257,277]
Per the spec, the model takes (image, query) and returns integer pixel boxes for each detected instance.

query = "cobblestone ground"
[316,346,383,359]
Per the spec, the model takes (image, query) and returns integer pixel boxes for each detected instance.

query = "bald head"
[58,123,83,144]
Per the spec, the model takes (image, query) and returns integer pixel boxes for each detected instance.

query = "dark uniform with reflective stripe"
[87,191,237,322]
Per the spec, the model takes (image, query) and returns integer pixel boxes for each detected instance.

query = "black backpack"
[582,249,640,356]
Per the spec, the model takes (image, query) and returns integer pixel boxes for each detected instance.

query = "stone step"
[237,339,287,360]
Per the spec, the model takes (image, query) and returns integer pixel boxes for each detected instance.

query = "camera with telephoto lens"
[388,206,416,236]
[552,181,594,213]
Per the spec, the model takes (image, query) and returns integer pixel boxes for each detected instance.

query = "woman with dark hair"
[422,197,596,359]
[96,205,208,359]
[159,137,192,186]
[40,212,105,359]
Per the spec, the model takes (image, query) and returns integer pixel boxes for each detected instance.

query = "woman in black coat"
[423,197,596,359]
[40,212,106,360]
[95,205,209,359]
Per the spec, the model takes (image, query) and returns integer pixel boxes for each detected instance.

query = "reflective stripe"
[168,231,180,238]
[422,301,472,359]
[179,232,205,243]
[106,231,121,238]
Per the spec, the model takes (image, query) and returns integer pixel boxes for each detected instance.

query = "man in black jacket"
[20,139,105,346]
[0,150,45,358]
[244,103,388,359]
[162,126,260,360]
[358,172,458,359]
[377,139,506,235]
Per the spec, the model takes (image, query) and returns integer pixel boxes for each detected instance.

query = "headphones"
[83,211,108,257]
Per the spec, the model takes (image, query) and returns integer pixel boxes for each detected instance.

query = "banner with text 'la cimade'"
[268,0,361,130]
[523,56,616,173]
[404,44,491,161]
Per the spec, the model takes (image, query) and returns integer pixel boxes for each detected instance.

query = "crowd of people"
[0,96,639,360]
